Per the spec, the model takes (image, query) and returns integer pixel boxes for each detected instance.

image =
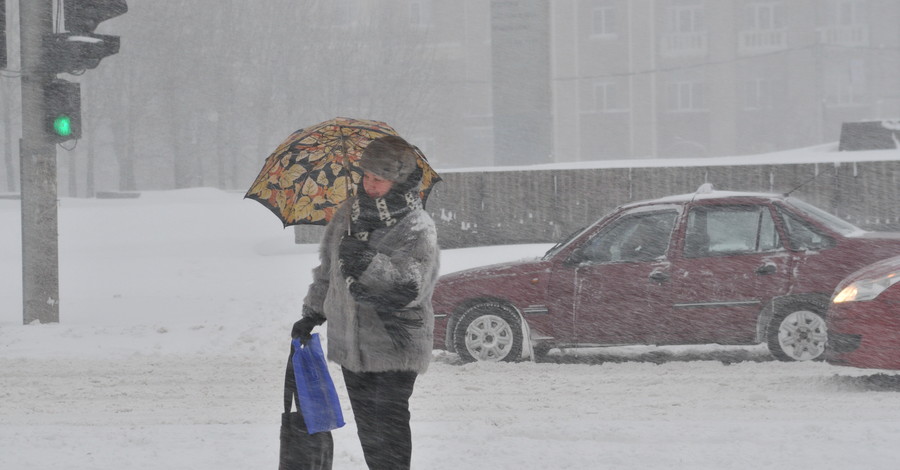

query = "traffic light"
[65,0,128,34]
[1,0,6,70]
[41,0,127,74]
[44,79,82,143]
[42,33,120,73]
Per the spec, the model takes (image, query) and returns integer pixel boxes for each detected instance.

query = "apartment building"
[433,0,900,167]
[547,0,900,162]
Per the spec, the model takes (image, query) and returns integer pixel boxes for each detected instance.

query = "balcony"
[660,32,708,58]
[818,25,869,46]
[738,30,787,54]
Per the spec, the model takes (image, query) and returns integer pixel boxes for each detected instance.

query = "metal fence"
[296,159,900,249]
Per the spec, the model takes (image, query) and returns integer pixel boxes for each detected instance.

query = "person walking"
[292,135,440,470]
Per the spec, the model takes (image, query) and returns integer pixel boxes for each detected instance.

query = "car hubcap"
[465,314,514,361]
[778,310,827,361]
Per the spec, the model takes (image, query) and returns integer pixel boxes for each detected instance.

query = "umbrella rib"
[339,126,352,235]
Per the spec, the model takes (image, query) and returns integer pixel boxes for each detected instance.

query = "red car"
[432,185,900,362]
[825,255,900,369]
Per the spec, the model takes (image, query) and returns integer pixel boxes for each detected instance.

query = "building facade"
[544,0,900,163]
[3,1,898,194]
[432,0,900,168]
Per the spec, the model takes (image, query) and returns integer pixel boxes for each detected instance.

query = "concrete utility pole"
[19,0,60,324]
[490,0,553,166]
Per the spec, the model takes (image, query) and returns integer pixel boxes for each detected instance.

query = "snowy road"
[3,189,900,469]
[4,347,900,469]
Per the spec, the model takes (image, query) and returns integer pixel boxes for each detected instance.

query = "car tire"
[453,303,523,363]
[766,304,828,362]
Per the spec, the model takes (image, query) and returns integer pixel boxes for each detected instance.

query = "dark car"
[825,255,900,369]
[432,185,900,363]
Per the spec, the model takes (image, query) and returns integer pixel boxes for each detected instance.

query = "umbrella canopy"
[245,117,441,227]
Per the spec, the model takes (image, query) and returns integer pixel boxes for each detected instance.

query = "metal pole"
[19,0,59,324]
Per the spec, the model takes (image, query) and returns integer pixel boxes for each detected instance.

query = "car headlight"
[833,272,899,303]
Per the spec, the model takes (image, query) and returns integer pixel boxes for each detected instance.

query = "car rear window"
[783,198,863,236]
[684,205,781,257]
[776,205,835,251]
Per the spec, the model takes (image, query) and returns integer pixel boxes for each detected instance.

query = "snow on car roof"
[621,184,784,209]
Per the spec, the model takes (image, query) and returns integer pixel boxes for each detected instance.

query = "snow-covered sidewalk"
[5,347,900,469]
[3,189,900,469]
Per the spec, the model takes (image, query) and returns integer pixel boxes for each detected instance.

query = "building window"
[743,2,784,31]
[410,0,433,28]
[744,78,774,110]
[661,2,707,56]
[826,59,867,107]
[831,0,864,26]
[590,80,629,113]
[818,0,868,46]
[739,2,786,53]
[667,1,704,34]
[591,5,617,38]
[666,81,706,112]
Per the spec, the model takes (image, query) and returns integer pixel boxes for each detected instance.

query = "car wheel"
[453,303,523,363]
[767,305,828,361]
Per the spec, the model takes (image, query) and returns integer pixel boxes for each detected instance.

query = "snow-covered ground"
[3,188,900,469]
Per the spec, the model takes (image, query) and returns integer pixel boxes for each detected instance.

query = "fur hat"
[359,135,419,183]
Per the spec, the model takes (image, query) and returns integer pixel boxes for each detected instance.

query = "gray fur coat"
[303,198,440,374]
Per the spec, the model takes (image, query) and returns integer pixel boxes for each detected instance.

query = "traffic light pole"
[19,0,60,324]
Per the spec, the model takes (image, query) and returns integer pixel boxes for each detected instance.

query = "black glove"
[291,317,316,345]
[339,235,377,279]
[291,306,325,345]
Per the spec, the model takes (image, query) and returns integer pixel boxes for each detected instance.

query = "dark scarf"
[349,167,423,241]
[344,168,425,348]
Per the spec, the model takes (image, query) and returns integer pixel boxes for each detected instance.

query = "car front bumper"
[826,301,900,369]
[824,332,861,364]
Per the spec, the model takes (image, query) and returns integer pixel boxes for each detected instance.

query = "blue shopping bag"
[291,335,345,434]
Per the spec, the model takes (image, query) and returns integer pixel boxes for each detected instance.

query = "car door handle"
[756,264,777,275]
[649,270,669,283]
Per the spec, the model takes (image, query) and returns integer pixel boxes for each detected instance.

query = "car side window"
[776,206,834,251]
[578,211,678,264]
[684,205,781,258]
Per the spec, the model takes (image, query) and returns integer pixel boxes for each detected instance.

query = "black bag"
[279,342,334,470]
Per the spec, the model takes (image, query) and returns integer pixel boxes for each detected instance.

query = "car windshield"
[543,226,588,259]
[784,198,863,236]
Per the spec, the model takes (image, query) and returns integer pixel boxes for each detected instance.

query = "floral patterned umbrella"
[245,117,441,227]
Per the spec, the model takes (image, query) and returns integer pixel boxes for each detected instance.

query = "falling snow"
[2,189,900,469]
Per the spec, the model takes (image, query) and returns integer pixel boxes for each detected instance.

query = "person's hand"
[291,316,319,345]
[348,278,419,312]
[347,279,377,305]
[339,235,376,279]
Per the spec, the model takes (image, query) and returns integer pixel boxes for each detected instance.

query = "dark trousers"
[342,368,418,470]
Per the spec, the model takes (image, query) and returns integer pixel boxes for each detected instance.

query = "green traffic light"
[53,115,72,137]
